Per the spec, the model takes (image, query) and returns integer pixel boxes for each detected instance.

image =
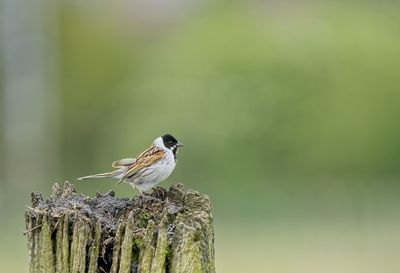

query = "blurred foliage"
[1,1,400,272]
[57,1,400,212]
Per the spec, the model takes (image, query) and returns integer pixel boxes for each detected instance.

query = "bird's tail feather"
[77,170,120,180]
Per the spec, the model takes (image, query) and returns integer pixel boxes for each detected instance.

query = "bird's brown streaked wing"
[121,146,165,180]
[112,158,136,169]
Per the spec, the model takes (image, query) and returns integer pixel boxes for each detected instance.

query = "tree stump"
[24,182,215,273]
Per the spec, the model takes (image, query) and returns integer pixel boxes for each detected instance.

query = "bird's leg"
[134,184,158,202]
[136,186,146,198]
[131,184,145,198]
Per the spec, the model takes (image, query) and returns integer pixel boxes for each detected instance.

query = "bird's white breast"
[134,150,176,191]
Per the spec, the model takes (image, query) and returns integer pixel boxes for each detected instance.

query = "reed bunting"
[78,134,183,196]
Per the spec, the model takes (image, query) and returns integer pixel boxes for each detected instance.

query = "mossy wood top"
[24,182,215,273]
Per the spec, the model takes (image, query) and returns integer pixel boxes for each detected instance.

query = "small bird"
[78,134,183,196]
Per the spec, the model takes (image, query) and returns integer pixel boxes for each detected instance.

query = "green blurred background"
[1,1,400,272]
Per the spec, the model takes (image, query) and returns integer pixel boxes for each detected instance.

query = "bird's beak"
[177,141,184,147]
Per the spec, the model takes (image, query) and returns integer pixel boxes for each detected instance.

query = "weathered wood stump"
[24,182,215,273]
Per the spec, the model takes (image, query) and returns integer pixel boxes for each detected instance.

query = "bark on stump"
[24,182,215,273]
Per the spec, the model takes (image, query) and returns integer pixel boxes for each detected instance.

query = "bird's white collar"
[153,136,167,150]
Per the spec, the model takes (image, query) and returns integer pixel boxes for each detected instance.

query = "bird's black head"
[162,134,183,154]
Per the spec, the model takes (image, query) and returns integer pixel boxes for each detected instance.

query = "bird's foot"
[140,194,160,202]
[137,190,162,204]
